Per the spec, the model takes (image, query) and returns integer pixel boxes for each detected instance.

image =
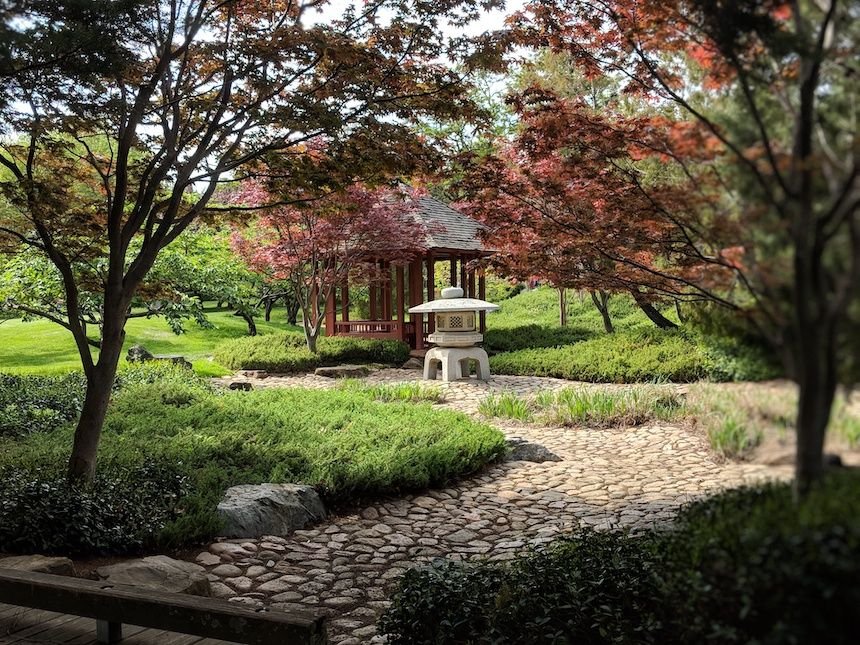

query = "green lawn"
[0,307,301,376]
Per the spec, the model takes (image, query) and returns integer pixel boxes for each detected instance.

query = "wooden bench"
[0,568,327,644]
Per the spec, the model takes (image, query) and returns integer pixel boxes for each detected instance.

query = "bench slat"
[0,569,327,645]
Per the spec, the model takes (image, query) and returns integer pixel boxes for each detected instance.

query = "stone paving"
[201,370,790,643]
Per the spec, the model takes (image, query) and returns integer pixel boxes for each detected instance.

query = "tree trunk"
[236,310,257,336]
[67,320,125,482]
[630,290,678,329]
[287,299,299,326]
[590,290,614,333]
[305,324,319,353]
[264,298,274,322]
[558,287,567,326]
[674,300,686,324]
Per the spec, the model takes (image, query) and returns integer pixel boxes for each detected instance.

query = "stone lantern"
[408,286,499,381]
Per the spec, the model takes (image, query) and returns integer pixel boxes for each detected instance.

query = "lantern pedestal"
[423,346,490,382]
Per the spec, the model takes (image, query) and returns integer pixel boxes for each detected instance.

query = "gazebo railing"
[333,320,415,340]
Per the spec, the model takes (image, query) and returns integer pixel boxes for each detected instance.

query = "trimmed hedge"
[489,328,779,383]
[213,333,410,372]
[0,383,506,554]
[379,471,860,644]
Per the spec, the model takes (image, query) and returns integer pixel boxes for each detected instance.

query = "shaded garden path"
[200,371,789,644]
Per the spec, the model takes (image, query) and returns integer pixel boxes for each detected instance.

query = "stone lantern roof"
[407,287,500,314]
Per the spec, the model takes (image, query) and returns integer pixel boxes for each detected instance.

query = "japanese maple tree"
[0,0,491,481]
[499,0,859,493]
[231,182,427,352]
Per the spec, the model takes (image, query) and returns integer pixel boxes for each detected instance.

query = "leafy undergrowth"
[380,471,860,644]
[0,382,505,555]
[214,333,409,372]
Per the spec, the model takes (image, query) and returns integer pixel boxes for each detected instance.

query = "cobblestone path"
[200,371,788,643]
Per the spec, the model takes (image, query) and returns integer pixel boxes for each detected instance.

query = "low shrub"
[482,324,593,354]
[213,333,410,372]
[0,384,505,552]
[489,328,778,383]
[380,471,860,644]
[0,372,85,437]
[0,461,187,556]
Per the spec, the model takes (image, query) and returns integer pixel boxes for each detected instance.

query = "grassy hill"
[0,307,301,376]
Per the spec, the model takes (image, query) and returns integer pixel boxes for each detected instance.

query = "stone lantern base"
[423,346,491,382]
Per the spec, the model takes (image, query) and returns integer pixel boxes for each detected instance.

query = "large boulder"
[217,483,326,539]
[0,554,75,576]
[314,364,370,378]
[96,555,210,596]
[506,437,562,463]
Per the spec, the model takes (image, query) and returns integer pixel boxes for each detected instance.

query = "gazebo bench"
[0,567,327,644]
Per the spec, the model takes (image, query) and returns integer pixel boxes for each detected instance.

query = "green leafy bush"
[380,471,860,644]
[213,333,410,372]
[489,328,778,383]
[1,385,506,551]
[0,364,209,438]
[380,530,665,644]
[0,373,86,437]
[0,461,187,556]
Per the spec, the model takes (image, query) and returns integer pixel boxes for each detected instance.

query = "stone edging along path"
[199,370,790,644]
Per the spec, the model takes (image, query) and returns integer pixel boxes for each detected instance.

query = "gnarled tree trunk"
[630,289,678,329]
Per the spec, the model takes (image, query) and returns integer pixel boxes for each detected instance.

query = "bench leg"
[97,619,122,644]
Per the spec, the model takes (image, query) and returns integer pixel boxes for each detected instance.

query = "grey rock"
[314,365,370,378]
[96,555,210,596]
[506,438,562,463]
[218,483,326,539]
[151,355,193,369]
[401,357,424,370]
[126,344,154,363]
[0,554,75,576]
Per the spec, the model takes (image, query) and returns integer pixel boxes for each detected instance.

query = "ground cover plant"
[0,381,506,555]
[379,471,860,644]
[483,288,778,383]
[213,332,409,372]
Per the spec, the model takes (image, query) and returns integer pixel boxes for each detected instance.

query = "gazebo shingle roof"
[410,195,491,254]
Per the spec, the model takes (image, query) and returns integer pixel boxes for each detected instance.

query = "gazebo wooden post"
[369,283,378,320]
[340,278,349,322]
[426,253,436,335]
[381,261,391,320]
[468,264,476,299]
[324,288,336,337]
[478,271,487,333]
[395,265,406,342]
[409,259,424,350]
[459,255,467,294]
[449,257,457,287]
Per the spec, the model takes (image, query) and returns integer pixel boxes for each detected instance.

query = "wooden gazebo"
[324,195,494,351]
